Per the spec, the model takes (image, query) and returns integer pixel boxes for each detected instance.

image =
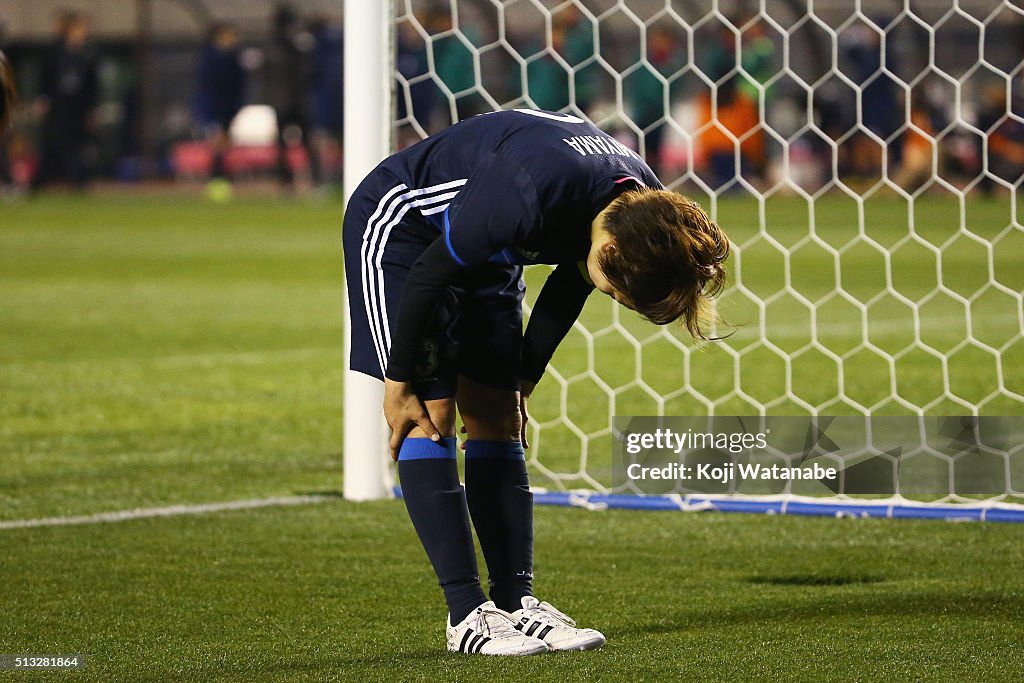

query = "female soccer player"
[343,109,729,656]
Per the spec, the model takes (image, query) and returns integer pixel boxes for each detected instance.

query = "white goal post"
[342,0,393,501]
[344,0,1024,519]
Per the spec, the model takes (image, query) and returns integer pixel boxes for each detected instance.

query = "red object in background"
[224,144,281,175]
[171,141,214,177]
[5,131,38,187]
[171,140,341,179]
[9,154,37,186]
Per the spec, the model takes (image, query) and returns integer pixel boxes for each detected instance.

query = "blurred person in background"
[0,21,14,188]
[556,5,597,112]
[37,8,71,97]
[692,15,774,188]
[426,7,481,123]
[977,83,1024,191]
[518,5,594,112]
[843,20,898,181]
[396,20,437,144]
[34,11,98,190]
[195,22,246,199]
[892,90,935,191]
[694,21,760,189]
[1,49,15,135]
[521,24,570,112]
[625,25,686,174]
[308,14,343,187]
[266,4,318,191]
[0,49,16,191]
[735,15,775,183]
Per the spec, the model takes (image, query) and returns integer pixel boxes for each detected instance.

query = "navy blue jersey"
[349,109,665,384]
[377,109,663,267]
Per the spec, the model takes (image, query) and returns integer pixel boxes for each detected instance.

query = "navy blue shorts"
[343,167,525,400]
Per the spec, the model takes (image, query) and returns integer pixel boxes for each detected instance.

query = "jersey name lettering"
[562,135,641,160]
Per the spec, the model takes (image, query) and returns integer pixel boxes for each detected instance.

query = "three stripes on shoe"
[515,616,554,640]
[457,628,492,654]
[456,615,553,653]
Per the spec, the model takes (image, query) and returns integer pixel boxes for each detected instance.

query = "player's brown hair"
[0,51,15,135]
[599,189,730,340]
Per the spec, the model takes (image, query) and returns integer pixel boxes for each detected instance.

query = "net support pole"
[343,0,393,500]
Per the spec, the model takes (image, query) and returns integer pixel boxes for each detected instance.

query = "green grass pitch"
[1,195,1022,681]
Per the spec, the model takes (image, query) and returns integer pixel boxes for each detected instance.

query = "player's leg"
[342,178,545,655]
[398,377,546,656]
[455,264,535,613]
[381,279,547,655]
[394,392,489,629]
[342,173,484,623]
[457,264,606,652]
[459,402,604,654]
[457,376,533,611]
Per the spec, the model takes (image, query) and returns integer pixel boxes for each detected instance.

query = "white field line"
[0,347,341,371]
[0,494,333,531]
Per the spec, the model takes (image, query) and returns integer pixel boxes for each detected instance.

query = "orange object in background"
[905,109,933,156]
[695,90,764,169]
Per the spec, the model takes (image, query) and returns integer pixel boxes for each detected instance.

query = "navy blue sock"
[398,437,487,625]
[464,440,534,612]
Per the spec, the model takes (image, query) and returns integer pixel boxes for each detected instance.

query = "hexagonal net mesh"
[388,0,1024,510]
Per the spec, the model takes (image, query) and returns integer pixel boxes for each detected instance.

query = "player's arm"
[385,238,463,382]
[380,237,462,458]
[521,262,593,388]
[516,262,593,447]
[390,253,593,387]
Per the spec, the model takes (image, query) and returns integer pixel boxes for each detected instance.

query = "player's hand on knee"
[384,379,441,461]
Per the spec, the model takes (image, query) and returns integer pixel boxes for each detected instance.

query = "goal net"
[348,0,1024,519]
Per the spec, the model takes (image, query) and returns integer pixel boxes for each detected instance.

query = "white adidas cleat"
[511,596,607,652]
[446,601,550,656]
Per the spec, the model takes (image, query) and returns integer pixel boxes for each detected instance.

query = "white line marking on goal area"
[0,495,334,531]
